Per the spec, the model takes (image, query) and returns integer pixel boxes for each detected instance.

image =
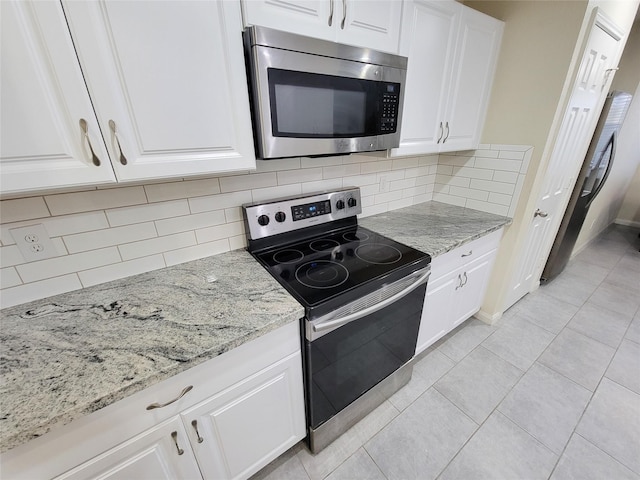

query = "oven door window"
[305,284,425,429]
[268,69,382,138]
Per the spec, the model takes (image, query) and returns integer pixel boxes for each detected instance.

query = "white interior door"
[505,10,624,309]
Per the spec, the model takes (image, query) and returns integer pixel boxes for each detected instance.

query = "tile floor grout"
[253,224,640,480]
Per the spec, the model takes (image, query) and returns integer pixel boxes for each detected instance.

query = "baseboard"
[474,309,502,325]
[614,218,640,228]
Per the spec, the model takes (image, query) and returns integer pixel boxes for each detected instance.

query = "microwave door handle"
[312,269,430,333]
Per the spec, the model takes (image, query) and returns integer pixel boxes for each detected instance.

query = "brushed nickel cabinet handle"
[191,420,204,443]
[437,122,444,143]
[443,121,450,143]
[455,274,462,290]
[146,385,193,410]
[534,209,548,218]
[328,0,334,26]
[462,272,468,287]
[79,118,101,166]
[341,0,346,29]
[171,431,184,455]
[461,250,473,257]
[109,120,128,165]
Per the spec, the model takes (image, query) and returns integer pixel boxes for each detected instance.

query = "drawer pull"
[79,118,101,166]
[171,431,184,455]
[328,0,334,25]
[461,250,473,257]
[437,122,444,143]
[341,0,346,29]
[461,272,468,287]
[191,420,204,443]
[455,274,463,290]
[146,385,193,410]
[443,121,450,143]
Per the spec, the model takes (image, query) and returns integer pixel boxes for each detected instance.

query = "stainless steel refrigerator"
[542,90,633,283]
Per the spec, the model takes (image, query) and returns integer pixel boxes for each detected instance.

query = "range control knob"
[275,211,286,223]
[347,197,357,208]
[257,214,270,226]
[336,200,345,210]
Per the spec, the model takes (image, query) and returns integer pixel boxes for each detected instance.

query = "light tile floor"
[253,224,640,480]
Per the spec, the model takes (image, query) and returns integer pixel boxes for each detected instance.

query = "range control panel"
[243,187,362,240]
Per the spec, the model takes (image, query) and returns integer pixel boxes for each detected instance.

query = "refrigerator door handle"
[586,131,616,208]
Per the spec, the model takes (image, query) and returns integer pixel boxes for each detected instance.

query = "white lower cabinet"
[416,229,503,355]
[182,353,305,480]
[2,322,305,480]
[57,418,202,480]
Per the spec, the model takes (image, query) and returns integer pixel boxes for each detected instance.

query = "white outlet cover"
[9,224,58,262]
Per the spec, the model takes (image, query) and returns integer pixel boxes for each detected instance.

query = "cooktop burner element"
[355,244,402,264]
[273,249,304,264]
[310,239,340,252]
[295,261,349,289]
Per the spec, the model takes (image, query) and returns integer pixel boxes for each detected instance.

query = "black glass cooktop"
[253,226,430,312]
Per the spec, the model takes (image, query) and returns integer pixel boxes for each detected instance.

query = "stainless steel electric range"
[243,187,430,453]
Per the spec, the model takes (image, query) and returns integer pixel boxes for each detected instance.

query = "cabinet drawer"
[430,228,503,280]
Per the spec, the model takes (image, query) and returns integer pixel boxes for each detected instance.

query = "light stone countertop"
[360,201,511,257]
[0,250,304,453]
[0,201,511,453]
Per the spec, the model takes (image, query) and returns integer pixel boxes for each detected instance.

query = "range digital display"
[292,200,331,221]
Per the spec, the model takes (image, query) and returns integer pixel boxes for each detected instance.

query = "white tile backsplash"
[0,146,531,308]
[44,187,147,216]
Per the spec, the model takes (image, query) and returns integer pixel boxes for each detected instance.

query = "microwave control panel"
[380,84,400,133]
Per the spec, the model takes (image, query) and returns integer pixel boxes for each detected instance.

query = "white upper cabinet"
[1,1,255,196]
[62,0,256,182]
[392,0,503,157]
[0,1,117,195]
[241,0,403,53]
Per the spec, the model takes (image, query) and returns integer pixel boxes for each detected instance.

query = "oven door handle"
[312,269,431,333]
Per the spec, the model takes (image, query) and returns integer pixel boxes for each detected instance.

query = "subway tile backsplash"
[0,145,531,308]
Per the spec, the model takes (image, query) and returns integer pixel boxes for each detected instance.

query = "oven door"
[304,267,429,431]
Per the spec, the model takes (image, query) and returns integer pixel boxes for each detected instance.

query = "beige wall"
[463,0,638,319]
[463,0,587,317]
[617,164,640,226]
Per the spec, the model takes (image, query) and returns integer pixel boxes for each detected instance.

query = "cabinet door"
[452,249,497,327]
[182,352,306,480]
[62,0,256,183]
[416,270,458,355]
[241,0,334,42]
[440,7,503,152]
[336,0,402,53]
[391,0,460,157]
[56,418,201,480]
[0,1,116,195]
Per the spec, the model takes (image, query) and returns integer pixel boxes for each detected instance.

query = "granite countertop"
[0,201,510,454]
[0,250,304,453]
[360,201,511,257]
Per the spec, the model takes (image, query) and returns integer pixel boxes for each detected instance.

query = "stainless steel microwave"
[243,26,408,159]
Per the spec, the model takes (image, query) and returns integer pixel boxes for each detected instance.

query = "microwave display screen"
[268,69,400,139]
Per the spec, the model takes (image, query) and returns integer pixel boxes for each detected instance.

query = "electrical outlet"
[10,224,58,262]
[379,176,389,193]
